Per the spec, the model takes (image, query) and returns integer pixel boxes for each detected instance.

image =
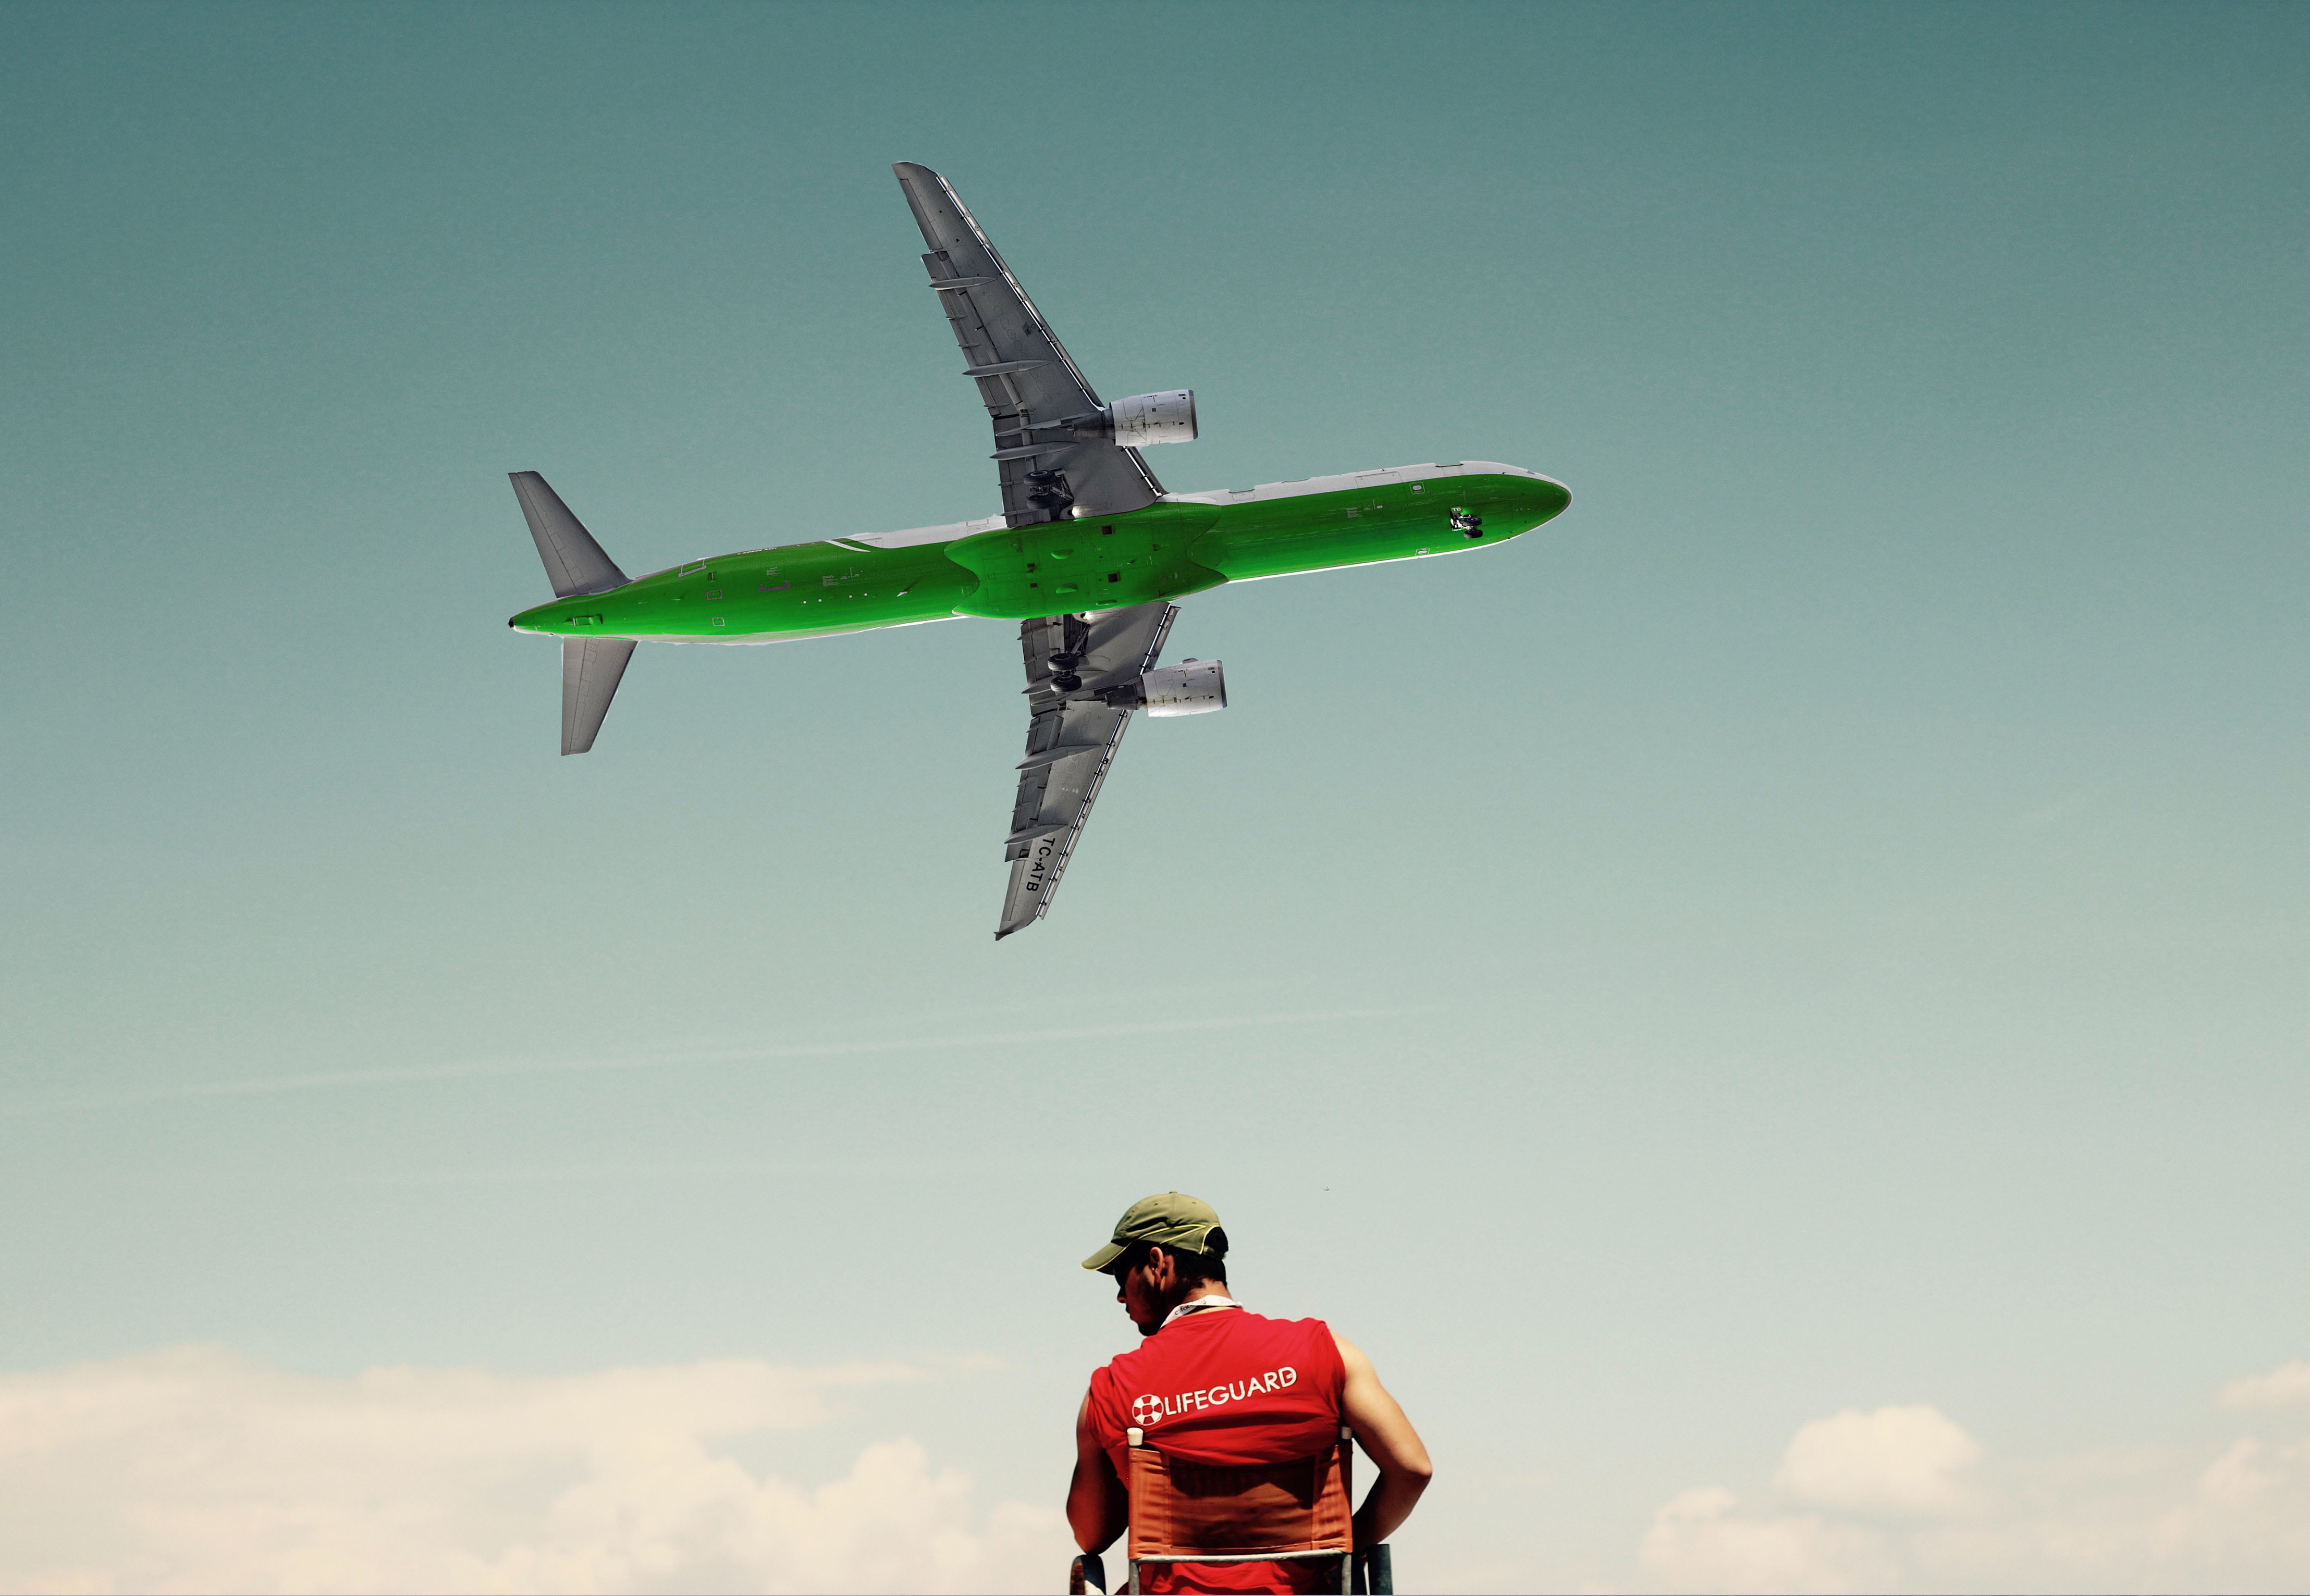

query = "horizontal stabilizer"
[562,637,635,756]
[511,472,628,598]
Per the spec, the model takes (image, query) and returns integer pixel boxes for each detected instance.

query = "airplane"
[507,162,1572,938]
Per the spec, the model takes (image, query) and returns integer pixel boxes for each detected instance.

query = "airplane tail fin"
[562,637,635,756]
[510,471,628,597]
[509,472,635,755]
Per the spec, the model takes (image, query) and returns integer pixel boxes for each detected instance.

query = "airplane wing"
[998,602,1178,938]
[893,162,1163,526]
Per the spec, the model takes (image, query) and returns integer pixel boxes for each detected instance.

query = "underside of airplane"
[508,163,1571,938]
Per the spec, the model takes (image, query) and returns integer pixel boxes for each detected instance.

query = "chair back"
[1123,1423,1353,1589]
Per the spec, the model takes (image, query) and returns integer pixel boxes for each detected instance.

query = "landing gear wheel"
[1047,613,1093,694]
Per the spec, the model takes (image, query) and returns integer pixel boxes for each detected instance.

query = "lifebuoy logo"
[1132,1365,1297,1429]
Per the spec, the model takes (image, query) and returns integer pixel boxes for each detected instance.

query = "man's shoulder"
[1183,1312,1330,1339]
[1211,1308,1333,1338]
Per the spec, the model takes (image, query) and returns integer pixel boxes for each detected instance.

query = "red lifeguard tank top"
[1087,1308,1347,1594]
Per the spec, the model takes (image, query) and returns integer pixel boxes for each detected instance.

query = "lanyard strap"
[1161,1294,1243,1328]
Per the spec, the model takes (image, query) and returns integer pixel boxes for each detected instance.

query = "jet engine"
[1141,658,1226,716]
[1055,390,1198,448]
[1110,390,1197,447]
[1094,658,1226,715]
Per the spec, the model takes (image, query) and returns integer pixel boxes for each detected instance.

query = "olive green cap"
[1081,1191,1227,1272]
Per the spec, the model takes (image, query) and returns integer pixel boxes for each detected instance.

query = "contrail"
[1,1008,1426,1117]
[92,1156,1121,1191]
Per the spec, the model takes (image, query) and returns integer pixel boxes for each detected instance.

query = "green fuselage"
[510,464,1571,642]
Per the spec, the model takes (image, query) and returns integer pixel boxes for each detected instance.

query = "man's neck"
[1162,1286,1240,1327]
[1136,1282,1239,1337]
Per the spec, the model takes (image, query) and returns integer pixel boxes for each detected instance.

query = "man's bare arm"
[1334,1331,1433,1549]
[1066,1390,1129,1553]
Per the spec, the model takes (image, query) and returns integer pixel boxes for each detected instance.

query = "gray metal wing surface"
[561,636,635,756]
[998,602,1177,938]
[510,471,628,598]
[893,162,1163,526]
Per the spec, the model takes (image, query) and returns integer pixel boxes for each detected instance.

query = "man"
[1068,1193,1432,1594]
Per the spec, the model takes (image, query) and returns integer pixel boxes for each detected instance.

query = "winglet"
[511,472,629,598]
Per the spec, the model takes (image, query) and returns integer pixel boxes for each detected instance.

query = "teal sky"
[3,3,2307,1590]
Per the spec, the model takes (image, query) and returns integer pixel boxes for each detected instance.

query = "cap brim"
[1081,1241,1127,1271]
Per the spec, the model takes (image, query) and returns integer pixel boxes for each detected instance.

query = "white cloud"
[1635,1406,1978,1594]
[1631,1378,2310,1594]
[2219,1360,2310,1412]
[0,1346,1064,1594]
[1771,1404,1982,1515]
[1638,1487,1893,1594]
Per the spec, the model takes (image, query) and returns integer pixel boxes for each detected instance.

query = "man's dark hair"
[1125,1241,1227,1287]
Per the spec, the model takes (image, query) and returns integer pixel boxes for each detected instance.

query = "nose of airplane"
[1482,474,1569,533]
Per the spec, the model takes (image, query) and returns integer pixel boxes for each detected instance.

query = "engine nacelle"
[1107,390,1197,447]
[1053,390,1197,449]
[1140,658,1226,717]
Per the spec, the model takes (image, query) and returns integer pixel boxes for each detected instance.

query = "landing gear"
[1449,507,1484,539]
[1047,612,1092,692]
[1024,468,1075,515]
